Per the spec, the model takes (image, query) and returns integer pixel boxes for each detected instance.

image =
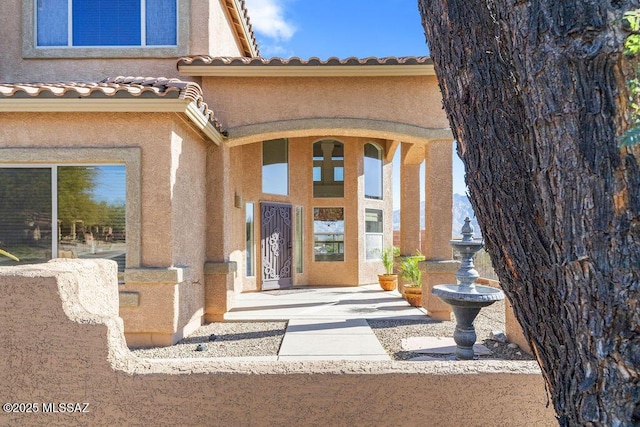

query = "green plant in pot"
[399,252,423,307]
[377,246,399,291]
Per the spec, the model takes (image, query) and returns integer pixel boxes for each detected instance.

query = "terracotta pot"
[378,274,398,291]
[403,286,422,307]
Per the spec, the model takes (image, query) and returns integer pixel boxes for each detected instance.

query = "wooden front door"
[261,202,292,290]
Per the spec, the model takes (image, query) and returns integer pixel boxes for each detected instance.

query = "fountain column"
[432,218,505,360]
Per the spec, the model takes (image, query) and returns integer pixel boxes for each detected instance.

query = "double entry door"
[261,202,292,290]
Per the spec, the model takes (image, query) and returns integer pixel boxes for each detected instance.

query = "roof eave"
[0,98,224,145]
[225,0,259,57]
[178,64,436,77]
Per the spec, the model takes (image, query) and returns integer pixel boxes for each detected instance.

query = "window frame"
[0,148,141,269]
[23,0,190,58]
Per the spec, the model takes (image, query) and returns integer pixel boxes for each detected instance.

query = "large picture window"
[365,209,383,260]
[364,143,383,200]
[36,0,177,47]
[0,165,126,271]
[262,138,289,195]
[313,207,344,262]
[313,140,344,198]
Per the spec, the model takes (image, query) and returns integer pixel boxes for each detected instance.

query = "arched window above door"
[313,140,344,198]
[364,143,383,200]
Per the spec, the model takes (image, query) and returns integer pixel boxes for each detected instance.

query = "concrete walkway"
[224,284,427,361]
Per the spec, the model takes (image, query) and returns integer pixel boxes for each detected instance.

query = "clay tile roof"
[178,55,432,67]
[0,77,225,135]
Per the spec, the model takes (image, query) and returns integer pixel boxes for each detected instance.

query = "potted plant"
[399,252,423,307]
[377,246,399,291]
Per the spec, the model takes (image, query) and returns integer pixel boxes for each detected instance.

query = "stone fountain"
[432,217,504,360]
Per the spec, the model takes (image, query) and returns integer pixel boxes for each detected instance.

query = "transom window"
[313,140,344,198]
[262,138,289,196]
[36,0,177,47]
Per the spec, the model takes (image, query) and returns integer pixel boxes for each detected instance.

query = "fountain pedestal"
[431,218,504,360]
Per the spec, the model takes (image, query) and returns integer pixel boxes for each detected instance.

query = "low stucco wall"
[0,260,556,427]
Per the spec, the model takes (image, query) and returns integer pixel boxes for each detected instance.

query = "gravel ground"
[131,322,287,359]
[131,300,534,361]
[368,300,534,361]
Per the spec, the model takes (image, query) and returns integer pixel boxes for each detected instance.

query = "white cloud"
[245,0,296,42]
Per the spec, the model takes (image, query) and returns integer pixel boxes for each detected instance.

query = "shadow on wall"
[0,259,555,426]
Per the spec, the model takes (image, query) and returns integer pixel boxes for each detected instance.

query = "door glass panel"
[246,202,254,276]
[295,206,303,273]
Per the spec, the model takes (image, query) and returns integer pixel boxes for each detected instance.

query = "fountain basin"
[432,284,504,306]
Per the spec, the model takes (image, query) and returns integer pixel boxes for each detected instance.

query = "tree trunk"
[418,0,640,425]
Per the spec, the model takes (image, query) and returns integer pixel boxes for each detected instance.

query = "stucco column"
[204,143,237,319]
[422,140,455,320]
[400,142,422,257]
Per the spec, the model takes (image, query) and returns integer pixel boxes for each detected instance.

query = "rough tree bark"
[418,0,639,425]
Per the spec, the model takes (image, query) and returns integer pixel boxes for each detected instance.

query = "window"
[313,140,344,198]
[365,209,383,260]
[245,203,254,276]
[295,206,303,273]
[313,207,344,262]
[364,143,383,200]
[35,0,177,47]
[262,138,289,196]
[0,165,126,272]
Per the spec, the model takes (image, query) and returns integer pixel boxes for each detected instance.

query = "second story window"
[36,0,177,47]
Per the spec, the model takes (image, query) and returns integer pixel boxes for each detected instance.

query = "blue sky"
[244,0,468,204]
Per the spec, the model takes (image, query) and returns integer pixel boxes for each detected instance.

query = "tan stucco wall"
[201,75,450,136]
[0,112,210,345]
[0,260,556,427]
[0,0,244,83]
[205,0,246,57]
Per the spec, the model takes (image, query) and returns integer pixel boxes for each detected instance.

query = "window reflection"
[365,209,383,260]
[0,166,126,272]
[0,168,52,265]
[364,143,383,200]
[57,166,126,271]
[313,207,344,262]
[263,138,289,195]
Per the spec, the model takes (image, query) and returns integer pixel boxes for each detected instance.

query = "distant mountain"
[392,193,481,238]
[452,194,481,238]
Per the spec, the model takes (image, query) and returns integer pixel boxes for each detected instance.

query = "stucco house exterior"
[0,0,456,347]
